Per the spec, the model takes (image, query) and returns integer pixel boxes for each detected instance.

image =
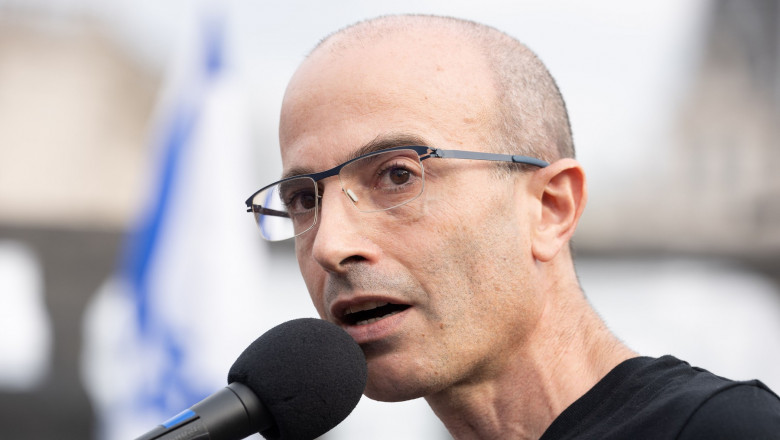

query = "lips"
[338,300,411,326]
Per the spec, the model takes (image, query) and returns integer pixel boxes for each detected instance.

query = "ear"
[528,158,587,262]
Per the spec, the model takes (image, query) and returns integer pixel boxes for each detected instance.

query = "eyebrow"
[281,132,430,179]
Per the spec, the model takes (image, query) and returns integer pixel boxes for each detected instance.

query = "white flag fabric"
[81,16,271,440]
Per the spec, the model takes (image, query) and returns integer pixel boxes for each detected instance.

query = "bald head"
[304,15,574,163]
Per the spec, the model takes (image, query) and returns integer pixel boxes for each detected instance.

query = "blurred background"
[1,0,779,439]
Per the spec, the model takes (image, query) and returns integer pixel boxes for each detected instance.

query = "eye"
[375,160,419,189]
[388,167,411,185]
[343,149,423,202]
[291,192,317,211]
[281,187,318,213]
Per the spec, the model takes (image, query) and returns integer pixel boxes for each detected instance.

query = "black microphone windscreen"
[227,318,367,440]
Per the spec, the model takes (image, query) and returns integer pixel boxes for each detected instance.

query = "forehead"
[278,28,497,176]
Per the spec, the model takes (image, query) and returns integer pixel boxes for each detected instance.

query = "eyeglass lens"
[250,148,425,241]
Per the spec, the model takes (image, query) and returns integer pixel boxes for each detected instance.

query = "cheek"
[426,189,535,315]
[295,241,327,317]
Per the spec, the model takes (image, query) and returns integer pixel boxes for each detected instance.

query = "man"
[246,14,780,439]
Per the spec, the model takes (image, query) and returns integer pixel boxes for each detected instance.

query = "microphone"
[134,318,367,440]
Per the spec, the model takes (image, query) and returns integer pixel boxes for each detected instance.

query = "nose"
[308,182,380,273]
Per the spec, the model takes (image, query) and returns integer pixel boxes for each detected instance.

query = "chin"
[363,382,425,403]
[362,368,443,403]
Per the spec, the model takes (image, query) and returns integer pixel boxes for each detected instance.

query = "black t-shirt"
[540,355,780,439]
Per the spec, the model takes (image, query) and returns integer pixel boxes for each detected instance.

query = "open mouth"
[342,301,410,326]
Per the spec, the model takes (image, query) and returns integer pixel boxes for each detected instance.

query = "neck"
[425,269,636,440]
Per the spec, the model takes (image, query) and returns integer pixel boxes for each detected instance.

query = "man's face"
[278,31,544,401]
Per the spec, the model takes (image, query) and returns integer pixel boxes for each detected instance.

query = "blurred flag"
[80,15,273,440]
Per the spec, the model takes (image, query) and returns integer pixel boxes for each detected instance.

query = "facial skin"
[280,26,544,400]
[278,18,633,439]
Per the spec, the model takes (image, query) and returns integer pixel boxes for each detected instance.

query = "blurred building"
[0,12,157,229]
[577,0,780,273]
[0,10,157,440]
[673,0,780,256]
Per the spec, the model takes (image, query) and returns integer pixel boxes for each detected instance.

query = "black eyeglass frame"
[246,145,548,211]
[243,145,550,233]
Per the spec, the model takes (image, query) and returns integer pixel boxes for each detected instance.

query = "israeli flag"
[80,16,280,440]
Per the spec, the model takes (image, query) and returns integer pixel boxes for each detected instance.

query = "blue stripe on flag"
[117,17,225,416]
[120,102,199,333]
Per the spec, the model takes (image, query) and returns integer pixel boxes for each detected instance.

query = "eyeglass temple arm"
[429,149,549,168]
[247,206,290,218]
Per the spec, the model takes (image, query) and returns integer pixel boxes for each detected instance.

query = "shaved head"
[309,14,574,163]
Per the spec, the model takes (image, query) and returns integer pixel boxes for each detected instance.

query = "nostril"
[340,255,367,265]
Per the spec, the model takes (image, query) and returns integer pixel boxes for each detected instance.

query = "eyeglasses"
[245,146,549,241]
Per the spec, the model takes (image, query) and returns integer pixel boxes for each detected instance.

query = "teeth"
[355,309,403,326]
[345,301,388,315]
